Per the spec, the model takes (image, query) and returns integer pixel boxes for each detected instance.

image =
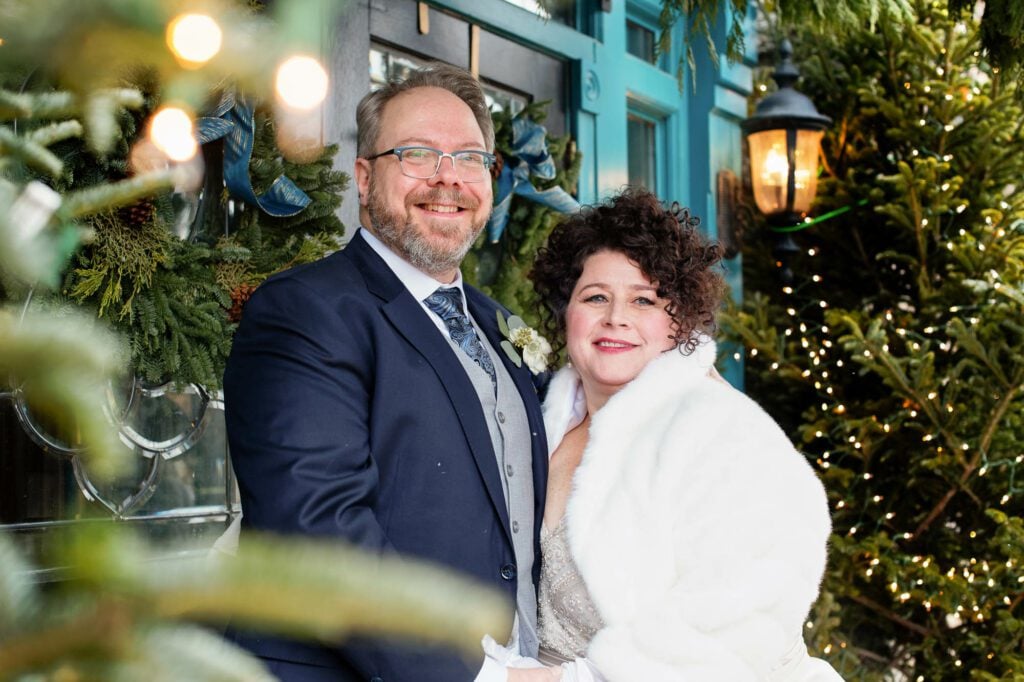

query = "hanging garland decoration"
[196,91,311,217]
[48,78,347,390]
[463,102,582,334]
[486,115,580,243]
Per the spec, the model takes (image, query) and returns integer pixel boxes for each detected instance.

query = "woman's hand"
[507,666,563,681]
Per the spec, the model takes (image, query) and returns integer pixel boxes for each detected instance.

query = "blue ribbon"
[486,116,580,243]
[195,93,311,218]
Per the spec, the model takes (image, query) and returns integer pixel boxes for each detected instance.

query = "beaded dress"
[536,516,605,664]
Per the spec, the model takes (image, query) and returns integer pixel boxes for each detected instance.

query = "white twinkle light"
[276,55,330,110]
[167,13,222,66]
[149,106,197,162]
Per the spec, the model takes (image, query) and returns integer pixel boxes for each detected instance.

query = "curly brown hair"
[530,187,726,354]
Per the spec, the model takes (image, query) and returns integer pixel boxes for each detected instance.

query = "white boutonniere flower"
[496,311,552,374]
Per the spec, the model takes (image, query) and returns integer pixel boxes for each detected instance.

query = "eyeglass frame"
[364,145,497,183]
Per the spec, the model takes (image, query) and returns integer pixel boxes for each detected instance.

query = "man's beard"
[367,180,487,277]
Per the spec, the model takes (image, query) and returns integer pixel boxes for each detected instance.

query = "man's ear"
[354,158,371,206]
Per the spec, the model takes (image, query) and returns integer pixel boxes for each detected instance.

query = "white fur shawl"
[542,342,841,681]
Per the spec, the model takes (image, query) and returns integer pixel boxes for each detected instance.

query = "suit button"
[500,563,516,580]
[497,411,506,423]
[512,520,520,533]
[505,464,514,477]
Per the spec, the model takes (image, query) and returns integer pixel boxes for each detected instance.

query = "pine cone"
[116,198,156,228]
[228,283,258,324]
[490,151,505,182]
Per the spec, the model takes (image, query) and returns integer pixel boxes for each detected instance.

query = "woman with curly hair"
[482,188,840,682]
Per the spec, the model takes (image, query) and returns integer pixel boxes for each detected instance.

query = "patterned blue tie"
[424,287,497,388]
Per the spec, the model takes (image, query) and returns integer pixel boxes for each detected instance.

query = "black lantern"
[741,38,830,281]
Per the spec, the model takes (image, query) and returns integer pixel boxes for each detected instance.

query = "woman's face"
[565,250,676,408]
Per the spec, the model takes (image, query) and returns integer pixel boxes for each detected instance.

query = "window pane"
[1,384,236,559]
[483,87,528,118]
[369,46,426,91]
[626,20,656,64]
[370,45,529,119]
[499,0,577,28]
[627,114,657,190]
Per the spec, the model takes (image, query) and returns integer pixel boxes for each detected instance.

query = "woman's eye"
[634,297,656,306]
[584,294,607,303]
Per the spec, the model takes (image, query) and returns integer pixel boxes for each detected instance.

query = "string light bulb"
[148,105,197,162]
[167,13,223,66]
[276,55,329,110]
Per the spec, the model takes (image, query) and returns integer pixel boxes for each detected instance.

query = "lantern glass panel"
[747,128,824,219]
[747,129,789,216]
[792,129,824,216]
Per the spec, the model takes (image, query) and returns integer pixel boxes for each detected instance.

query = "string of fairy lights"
[733,225,1023,669]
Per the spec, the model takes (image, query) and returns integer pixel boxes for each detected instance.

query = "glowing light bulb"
[167,13,222,66]
[276,55,329,110]
[148,106,197,162]
[762,144,788,186]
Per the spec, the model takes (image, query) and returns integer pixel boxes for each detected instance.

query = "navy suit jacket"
[223,230,548,681]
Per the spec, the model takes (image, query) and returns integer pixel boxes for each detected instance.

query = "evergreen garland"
[462,102,581,336]
[45,77,346,389]
[721,1,1024,677]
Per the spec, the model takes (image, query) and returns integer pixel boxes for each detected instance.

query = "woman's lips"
[593,338,636,352]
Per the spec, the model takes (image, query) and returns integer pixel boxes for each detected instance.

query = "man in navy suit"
[223,63,548,681]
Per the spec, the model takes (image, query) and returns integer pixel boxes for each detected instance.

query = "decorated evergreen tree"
[723,1,1024,678]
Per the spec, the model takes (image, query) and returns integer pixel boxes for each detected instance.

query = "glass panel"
[0,388,234,527]
[792,129,824,216]
[747,129,789,216]
[369,46,426,91]
[370,45,529,119]
[627,114,657,190]
[483,86,528,119]
[747,128,823,217]
[626,20,656,64]
[499,0,577,27]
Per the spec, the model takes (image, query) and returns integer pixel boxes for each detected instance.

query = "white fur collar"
[542,338,718,452]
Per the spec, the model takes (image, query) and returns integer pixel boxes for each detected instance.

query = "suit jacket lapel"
[346,232,513,537]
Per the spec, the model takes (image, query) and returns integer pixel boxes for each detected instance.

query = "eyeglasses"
[365,146,496,183]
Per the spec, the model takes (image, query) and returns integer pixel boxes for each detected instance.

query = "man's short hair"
[356,62,495,157]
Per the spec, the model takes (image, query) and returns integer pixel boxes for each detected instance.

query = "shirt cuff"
[475,656,509,682]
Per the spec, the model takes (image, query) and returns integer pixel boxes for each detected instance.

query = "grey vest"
[444,314,538,656]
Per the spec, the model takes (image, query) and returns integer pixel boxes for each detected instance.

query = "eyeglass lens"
[399,148,490,182]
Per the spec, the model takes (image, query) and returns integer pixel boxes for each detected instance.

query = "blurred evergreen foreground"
[0,1,507,679]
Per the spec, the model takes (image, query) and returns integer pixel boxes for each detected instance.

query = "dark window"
[626,20,656,64]
[370,45,529,119]
[627,113,657,190]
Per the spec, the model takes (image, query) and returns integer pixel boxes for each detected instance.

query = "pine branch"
[27,120,84,148]
[0,527,509,679]
[0,88,143,123]
[0,308,128,479]
[913,378,1024,537]
[0,126,66,177]
[61,170,180,219]
[847,593,935,638]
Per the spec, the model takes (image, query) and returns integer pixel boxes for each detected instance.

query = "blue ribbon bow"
[486,116,580,243]
[195,93,311,218]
